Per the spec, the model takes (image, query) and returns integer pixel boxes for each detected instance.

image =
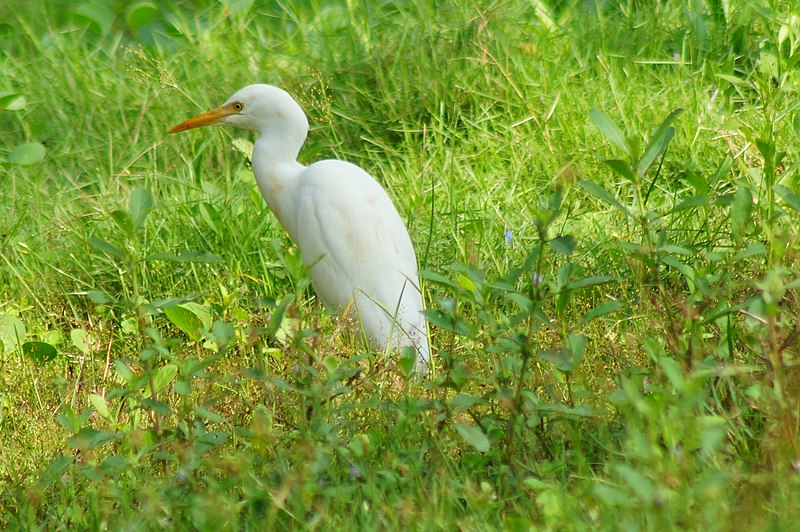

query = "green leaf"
[209,320,235,349]
[99,455,128,475]
[275,317,300,346]
[147,250,225,263]
[110,210,134,238]
[397,346,417,374]
[540,347,573,372]
[590,110,630,156]
[578,179,628,215]
[7,142,45,165]
[0,91,26,110]
[129,187,153,232]
[593,484,632,506]
[55,405,92,434]
[175,380,192,395]
[638,126,674,177]
[549,235,576,256]
[88,393,113,422]
[419,269,458,288]
[197,431,229,449]
[67,427,122,450]
[581,300,623,325]
[151,364,178,394]
[614,464,656,504]
[659,356,684,389]
[265,294,295,338]
[89,237,125,259]
[698,416,728,455]
[125,1,158,29]
[454,423,490,453]
[451,394,481,411]
[658,244,693,256]
[730,186,753,242]
[163,303,211,341]
[71,2,114,34]
[568,275,617,289]
[671,194,710,213]
[504,292,532,312]
[602,159,635,181]
[423,309,476,338]
[734,242,767,261]
[0,315,26,354]
[71,328,97,354]
[638,108,683,177]
[716,73,753,89]
[773,184,800,212]
[85,291,109,305]
[114,359,135,382]
[457,274,478,293]
[709,155,733,187]
[199,202,223,236]
[194,406,225,424]
[567,333,588,367]
[661,255,694,281]
[22,341,58,363]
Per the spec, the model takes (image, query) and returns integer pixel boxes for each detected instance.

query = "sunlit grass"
[1,0,799,528]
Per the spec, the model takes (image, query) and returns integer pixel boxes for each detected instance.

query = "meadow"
[1,0,799,528]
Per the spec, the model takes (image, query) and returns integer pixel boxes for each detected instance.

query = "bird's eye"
[233,102,244,111]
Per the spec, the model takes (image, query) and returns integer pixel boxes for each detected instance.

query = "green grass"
[2,0,800,528]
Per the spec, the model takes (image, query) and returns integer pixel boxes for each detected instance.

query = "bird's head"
[169,84,309,141]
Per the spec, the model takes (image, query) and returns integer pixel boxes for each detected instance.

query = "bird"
[168,84,431,375]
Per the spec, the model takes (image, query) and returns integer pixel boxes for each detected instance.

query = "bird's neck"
[252,136,305,237]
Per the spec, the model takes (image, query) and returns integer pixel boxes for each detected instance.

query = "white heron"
[169,84,431,375]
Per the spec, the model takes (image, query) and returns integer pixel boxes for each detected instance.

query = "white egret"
[169,84,430,375]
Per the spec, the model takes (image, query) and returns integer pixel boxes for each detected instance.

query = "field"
[1,0,799,528]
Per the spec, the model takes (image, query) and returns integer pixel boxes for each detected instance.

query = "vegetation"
[1,0,799,528]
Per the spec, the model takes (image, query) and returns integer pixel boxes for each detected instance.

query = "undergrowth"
[1,0,799,529]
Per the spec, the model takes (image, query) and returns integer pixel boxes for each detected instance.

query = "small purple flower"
[532,272,543,285]
[349,466,362,478]
[504,229,513,244]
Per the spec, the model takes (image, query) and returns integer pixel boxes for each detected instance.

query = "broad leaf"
[0,315,26,354]
[130,187,153,232]
[88,393,113,422]
[150,364,178,394]
[22,341,58,364]
[590,110,630,156]
[266,294,295,338]
[125,1,158,29]
[638,108,683,177]
[578,179,628,215]
[89,237,125,259]
[730,186,753,242]
[71,2,114,34]
[71,328,97,354]
[774,184,800,212]
[164,303,211,341]
[454,423,490,453]
[8,142,45,165]
[549,235,576,256]
[581,300,623,325]
[671,194,710,213]
[602,159,635,181]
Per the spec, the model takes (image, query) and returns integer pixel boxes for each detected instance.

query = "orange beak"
[168,103,239,134]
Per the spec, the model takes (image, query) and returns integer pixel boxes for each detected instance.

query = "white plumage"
[169,84,430,375]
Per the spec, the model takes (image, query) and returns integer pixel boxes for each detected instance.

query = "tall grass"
[1,0,799,528]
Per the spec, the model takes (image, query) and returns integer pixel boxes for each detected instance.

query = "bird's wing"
[294,160,428,356]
